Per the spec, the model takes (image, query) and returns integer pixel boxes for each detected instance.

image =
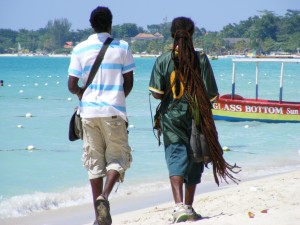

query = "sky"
[0,0,299,32]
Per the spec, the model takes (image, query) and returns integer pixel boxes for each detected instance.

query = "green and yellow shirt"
[149,51,218,146]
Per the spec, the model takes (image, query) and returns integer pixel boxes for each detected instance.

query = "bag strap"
[83,37,113,92]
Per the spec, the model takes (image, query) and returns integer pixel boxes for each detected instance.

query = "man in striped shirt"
[68,6,135,225]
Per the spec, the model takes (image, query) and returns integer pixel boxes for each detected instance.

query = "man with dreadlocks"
[149,17,240,223]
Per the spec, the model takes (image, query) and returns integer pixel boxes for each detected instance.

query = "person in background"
[0,80,3,86]
[68,6,135,225]
[149,17,219,223]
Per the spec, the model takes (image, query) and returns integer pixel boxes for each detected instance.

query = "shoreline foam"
[1,170,299,225]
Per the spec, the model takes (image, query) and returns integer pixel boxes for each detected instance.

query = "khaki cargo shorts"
[81,116,132,181]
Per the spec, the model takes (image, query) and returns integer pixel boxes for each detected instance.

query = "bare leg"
[170,175,184,204]
[90,170,120,221]
[101,169,120,199]
[184,183,197,205]
[90,177,103,217]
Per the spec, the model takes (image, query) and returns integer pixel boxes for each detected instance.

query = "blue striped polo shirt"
[68,33,135,121]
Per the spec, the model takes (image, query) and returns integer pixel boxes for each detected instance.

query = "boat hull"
[212,96,300,123]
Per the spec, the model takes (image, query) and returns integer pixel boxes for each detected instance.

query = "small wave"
[0,186,90,219]
[0,180,170,219]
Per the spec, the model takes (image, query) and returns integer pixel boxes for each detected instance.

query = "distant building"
[64,41,73,49]
[131,32,164,41]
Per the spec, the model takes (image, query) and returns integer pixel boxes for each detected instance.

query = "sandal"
[95,197,112,225]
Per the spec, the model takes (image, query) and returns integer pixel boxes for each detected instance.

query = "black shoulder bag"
[69,37,113,141]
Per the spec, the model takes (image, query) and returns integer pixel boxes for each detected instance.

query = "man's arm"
[123,71,134,97]
[151,92,163,100]
[68,76,84,100]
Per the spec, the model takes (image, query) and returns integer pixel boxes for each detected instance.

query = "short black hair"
[89,6,112,33]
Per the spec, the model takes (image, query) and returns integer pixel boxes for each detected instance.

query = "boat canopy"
[231,58,300,102]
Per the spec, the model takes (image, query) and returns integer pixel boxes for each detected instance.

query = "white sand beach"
[1,170,299,225]
[110,171,300,225]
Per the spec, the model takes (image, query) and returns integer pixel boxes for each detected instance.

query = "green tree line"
[0,9,299,55]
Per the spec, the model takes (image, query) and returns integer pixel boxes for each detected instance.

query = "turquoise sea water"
[0,56,299,219]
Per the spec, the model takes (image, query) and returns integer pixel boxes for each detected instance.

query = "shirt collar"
[89,33,111,42]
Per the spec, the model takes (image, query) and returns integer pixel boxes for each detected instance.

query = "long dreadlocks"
[170,17,240,185]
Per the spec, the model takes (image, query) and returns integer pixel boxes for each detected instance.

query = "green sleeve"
[149,57,166,94]
[199,52,219,101]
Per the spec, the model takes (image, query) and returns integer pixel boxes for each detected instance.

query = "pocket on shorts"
[106,118,125,138]
[81,145,92,170]
[105,116,132,170]
[122,145,132,170]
